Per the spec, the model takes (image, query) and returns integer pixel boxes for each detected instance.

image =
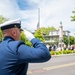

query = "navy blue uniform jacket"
[0,36,51,75]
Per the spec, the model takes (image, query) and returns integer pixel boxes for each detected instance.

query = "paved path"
[27,54,75,75]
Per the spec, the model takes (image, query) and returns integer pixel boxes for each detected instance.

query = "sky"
[0,0,75,35]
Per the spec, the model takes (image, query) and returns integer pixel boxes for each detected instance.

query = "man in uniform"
[0,19,51,75]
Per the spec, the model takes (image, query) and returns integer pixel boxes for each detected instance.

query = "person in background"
[49,45,52,51]
[0,19,51,75]
[53,44,57,51]
[46,44,50,50]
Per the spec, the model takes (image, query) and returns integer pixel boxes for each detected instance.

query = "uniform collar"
[3,36,15,41]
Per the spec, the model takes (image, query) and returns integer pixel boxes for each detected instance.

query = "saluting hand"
[23,29,35,41]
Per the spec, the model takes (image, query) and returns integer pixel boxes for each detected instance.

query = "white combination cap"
[0,18,22,30]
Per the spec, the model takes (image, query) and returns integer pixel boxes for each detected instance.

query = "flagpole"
[38,8,40,27]
[37,8,40,29]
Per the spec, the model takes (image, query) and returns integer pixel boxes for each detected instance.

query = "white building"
[44,25,70,50]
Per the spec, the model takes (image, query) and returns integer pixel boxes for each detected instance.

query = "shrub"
[50,50,75,55]
[50,51,55,55]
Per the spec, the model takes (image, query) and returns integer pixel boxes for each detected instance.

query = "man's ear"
[12,30,16,36]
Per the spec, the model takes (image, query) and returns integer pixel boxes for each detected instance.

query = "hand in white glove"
[23,29,35,41]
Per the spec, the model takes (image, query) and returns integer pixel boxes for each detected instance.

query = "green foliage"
[58,51,63,54]
[71,8,75,21]
[63,36,68,45]
[41,26,56,35]
[63,35,74,46]
[50,50,75,55]
[65,50,72,54]
[71,16,75,21]
[34,29,45,42]
[70,36,74,45]
[72,50,75,53]
[0,15,8,42]
[20,31,32,46]
[0,29,3,42]
[50,51,55,55]
[0,15,8,24]
[55,51,60,55]
[62,50,67,54]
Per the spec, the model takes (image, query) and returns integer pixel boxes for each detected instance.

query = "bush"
[55,51,60,55]
[72,50,75,53]
[50,50,75,55]
[66,50,72,54]
[50,51,55,55]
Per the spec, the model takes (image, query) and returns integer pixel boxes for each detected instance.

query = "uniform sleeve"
[17,38,51,63]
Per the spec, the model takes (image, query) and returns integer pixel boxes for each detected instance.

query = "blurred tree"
[41,26,56,35]
[0,15,8,42]
[20,31,32,46]
[34,29,45,42]
[63,36,74,46]
[70,36,74,45]
[63,36,68,46]
[0,15,8,24]
[71,8,75,21]
[0,29,3,42]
